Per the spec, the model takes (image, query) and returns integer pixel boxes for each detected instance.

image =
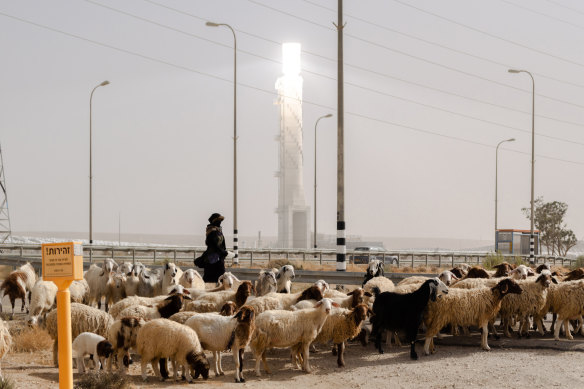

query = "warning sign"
[42,242,84,281]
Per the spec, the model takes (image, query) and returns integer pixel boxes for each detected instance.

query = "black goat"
[371,278,447,360]
[362,260,384,287]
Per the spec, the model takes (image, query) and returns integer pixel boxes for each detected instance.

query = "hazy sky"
[1,0,584,244]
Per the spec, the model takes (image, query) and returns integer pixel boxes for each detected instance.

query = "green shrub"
[570,255,584,270]
[512,256,528,267]
[482,252,506,269]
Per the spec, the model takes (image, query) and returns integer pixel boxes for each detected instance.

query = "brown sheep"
[464,266,490,279]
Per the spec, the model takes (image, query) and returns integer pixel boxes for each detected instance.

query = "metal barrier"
[0,243,574,272]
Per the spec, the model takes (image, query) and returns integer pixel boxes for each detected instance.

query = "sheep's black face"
[97,340,114,359]
[187,352,210,380]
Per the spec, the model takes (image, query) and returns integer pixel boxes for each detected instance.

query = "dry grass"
[74,372,133,389]
[11,326,53,352]
[0,376,16,389]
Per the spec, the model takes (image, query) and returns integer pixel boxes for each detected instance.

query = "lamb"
[0,262,37,317]
[423,278,523,354]
[246,285,324,314]
[185,305,256,382]
[396,271,459,288]
[106,316,144,373]
[69,279,90,304]
[27,280,58,325]
[275,265,295,293]
[509,264,531,280]
[136,318,210,382]
[250,298,338,376]
[255,269,278,296]
[292,303,371,367]
[323,288,372,309]
[72,332,113,373]
[314,279,330,294]
[371,278,449,359]
[363,276,395,294]
[44,303,114,366]
[117,293,190,321]
[186,281,254,312]
[362,259,384,286]
[497,273,557,337]
[0,318,12,377]
[179,269,205,290]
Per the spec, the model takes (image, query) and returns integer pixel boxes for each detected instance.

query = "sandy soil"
[2,332,584,389]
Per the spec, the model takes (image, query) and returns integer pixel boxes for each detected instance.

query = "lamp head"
[508,69,520,73]
[206,21,220,27]
[100,80,110,86]
[508,138,516,142]
[324,114,333,118]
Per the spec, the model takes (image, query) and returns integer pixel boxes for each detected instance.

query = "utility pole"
[335,0,346,271]
[0,143,12,244]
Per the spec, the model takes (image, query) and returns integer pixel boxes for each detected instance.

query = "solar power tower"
[275,43,310,249]
[0,143,12,244]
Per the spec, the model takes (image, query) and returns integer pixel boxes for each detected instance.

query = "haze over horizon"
[2,0,584,245]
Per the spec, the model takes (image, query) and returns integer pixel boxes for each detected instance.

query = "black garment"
[195,219,228,283]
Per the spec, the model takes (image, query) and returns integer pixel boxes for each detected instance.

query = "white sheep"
[44,303,114,366]
[497,273,556,337]
[0,318,12,377]
[363,276,395,294]
[136,318,210,382]
[69,279,90,304]
[185,281,254,313]
[161,263,182,294]
[314,279,330,294]
[254,269,278,296]
[246,285,324,314]
[179,269,205,290]
[117,262,133,275]
[250,298,338,376]
[185,305,256,382]
[423,279,523,354]
[27,280,58,326]
[291,304,370,367]
[136,268,162,297]
[551,280,584,340]
[108,285,188,319]
[117,293,189,321]
[105,272,127,309]
[0,262,37,317]
[106,316,145,373]
[72,332,114,373]
[84,263,113,311]
[275,265,295,293]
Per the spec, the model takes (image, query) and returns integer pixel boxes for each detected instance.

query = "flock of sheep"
[0,257,582,383]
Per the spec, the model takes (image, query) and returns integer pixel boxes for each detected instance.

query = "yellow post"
[55,280,73,389]
[42,242,84,389]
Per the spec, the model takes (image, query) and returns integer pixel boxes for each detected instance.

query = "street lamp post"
[508,69,535,263]
[89,80,110,244]
[206,21,238,264]
[314,114,333,252]
[495,138,515,243]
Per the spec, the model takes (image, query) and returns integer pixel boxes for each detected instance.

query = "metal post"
[438,254,442,268]
[411,254,414,268]
[89,80,109,245]
[319,252,323,265]
[250,251,253,266]
[153,250,156,263]
[425,254,428,267]
[174,250,177,263]
[335,0,346,271]
[132,249,135,265]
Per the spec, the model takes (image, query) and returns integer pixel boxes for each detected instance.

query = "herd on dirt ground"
[0,259,583,383]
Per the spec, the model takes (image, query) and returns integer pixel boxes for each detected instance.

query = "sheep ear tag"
[331,302,340,308]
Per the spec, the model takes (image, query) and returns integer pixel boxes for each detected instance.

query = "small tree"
[522,197,578,256]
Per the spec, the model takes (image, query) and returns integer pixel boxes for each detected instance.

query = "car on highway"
[350,246,399,265]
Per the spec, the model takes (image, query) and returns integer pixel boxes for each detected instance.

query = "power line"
[390,0,584,70]
[142,0,584,129]
[302,0,584,91]
[3,9,584,167]
[247,0,584,112]
[544,0,584,16]
[91,0,584,145]
[500,0,584,32]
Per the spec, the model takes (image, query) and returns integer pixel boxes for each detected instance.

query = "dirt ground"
[2,329,584,389]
